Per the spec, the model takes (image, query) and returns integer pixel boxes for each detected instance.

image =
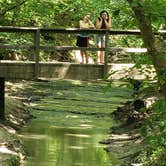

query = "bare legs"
[96,35,105,64]
[97,45,105,64]
[80,50,89,64]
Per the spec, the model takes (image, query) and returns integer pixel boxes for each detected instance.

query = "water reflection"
[19,111,117,166]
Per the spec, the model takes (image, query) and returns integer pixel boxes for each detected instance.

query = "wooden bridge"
[1,26,165,80]
[0,26,166,119]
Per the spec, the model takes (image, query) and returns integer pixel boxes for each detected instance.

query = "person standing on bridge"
[95,10,112,64]
[76,14,95,64]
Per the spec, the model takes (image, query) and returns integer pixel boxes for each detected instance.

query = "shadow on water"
[18,80,132,166]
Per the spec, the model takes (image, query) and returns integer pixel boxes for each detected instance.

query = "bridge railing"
[0,26,165,78]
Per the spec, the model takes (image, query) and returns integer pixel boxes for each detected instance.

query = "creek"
[18,80,132,166]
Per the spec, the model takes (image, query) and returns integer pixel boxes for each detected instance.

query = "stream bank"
[0,81,32,165]
[100,81,161,166]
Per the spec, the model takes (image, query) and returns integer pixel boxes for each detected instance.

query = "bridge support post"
[34,29,40,79]
[104,31,109,78]
[0,77,5,120]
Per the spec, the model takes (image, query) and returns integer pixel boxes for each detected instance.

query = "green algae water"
[18,80,132,166]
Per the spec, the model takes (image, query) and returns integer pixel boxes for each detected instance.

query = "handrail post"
[104,30,109,78]
[34,29,40,79]
[0,77,5,120]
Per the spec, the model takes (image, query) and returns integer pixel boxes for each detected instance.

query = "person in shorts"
[95,10,112,64]
[76,14,95,64]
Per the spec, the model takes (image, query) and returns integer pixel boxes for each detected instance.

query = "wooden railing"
[0,26,166,78]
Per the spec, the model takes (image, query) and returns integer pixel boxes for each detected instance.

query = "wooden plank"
[158,30,166,33]
[0,77,5,120]
[40,28,105,34]
[0,26,165,35]
[109,47,147,53]
[40,46,147,53]
[0,26,37,33]
[40,29,142,35]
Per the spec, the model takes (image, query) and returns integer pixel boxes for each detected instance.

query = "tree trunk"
[127,0,166,97]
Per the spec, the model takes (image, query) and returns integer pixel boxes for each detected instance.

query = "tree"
[127,0,166,97]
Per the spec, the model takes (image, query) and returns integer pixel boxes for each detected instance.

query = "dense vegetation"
[0,0,165,165]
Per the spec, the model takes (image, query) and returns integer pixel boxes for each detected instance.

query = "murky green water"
[18,80,132,166]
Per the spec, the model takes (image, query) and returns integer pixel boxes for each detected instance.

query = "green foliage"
[143,0,166,30]
[140,99,166,165]
[0,0,165,62]
[0,0,166,29]
[158,67,166,86]
[132,53,152,65]
[130,0,143,8]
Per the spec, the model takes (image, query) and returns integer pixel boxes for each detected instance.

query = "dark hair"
[98,10,110,29]
[100,10,109,18]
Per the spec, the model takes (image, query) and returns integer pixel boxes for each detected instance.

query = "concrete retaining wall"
[0,61,155,80]
[0,61,34,79]
[0,61,104,80]
[39,62,104,80]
